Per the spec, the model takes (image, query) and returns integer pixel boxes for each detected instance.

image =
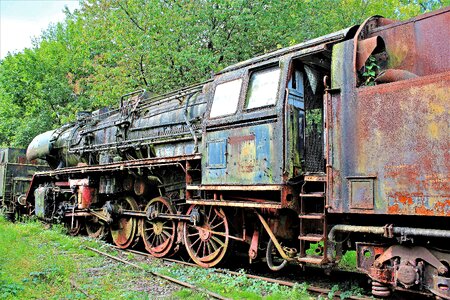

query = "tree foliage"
[0,0,447,147]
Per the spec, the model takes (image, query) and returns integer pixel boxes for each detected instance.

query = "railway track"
[105,246,372,300]
[86,246,230,300]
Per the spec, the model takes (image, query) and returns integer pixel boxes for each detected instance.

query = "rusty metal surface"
[374,69,418,83]
[328,8,450,216]
[356,243,387,273]
[186,184,283,191]
[368,267,394,284]
[367,8,450,77]
[329,224,450,241]
[34,154,200,177]
[183,205,231,268]
[374,245,447,273]
[26,82,207,169]
[354,74,449,216]
[432,275,450,299]
[361,243,450,298]
[17,10,450,300]
[255,212,293,261]
[0,148,49,216]
[110,197,139,249]
[186,199,281,209]
[203,122,282,185]
[355,36,384,71]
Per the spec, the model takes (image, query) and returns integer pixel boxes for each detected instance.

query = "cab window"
[245,66,280,109]
[210,79,242,118]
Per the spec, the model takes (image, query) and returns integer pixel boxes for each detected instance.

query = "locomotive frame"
[24,7,449,299]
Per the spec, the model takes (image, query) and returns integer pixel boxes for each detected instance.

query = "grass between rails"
[0,216,362,299]
[0,217,171,299]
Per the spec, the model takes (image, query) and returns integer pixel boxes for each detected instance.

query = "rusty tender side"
[25,8,449,299]
[0,148,49,220]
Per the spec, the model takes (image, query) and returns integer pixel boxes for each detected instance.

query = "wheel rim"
[110,197,138,249]
[85,216,107,239]
[139,197,176,257]
[183,205,229,267]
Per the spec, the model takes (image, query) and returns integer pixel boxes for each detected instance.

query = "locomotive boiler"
[26,7,449,299]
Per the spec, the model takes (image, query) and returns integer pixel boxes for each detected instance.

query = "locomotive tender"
[0,148,48,220]
[25,8,449,298]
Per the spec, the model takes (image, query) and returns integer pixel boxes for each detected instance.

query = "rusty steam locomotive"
[24,8,449,299]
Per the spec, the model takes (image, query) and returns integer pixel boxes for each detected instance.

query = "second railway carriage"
[26,7,449,299]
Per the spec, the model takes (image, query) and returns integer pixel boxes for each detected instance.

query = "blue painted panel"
[202,122,282,185]
[207,140,227,168]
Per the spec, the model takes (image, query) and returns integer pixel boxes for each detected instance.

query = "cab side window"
[210,79,242,118]
[245,66,280,109]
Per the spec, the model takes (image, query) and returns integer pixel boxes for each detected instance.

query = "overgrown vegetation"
[0,216,312,299]
[0,0,447,147]
[0,217,169,299]
[0,216,368,299]
[360,55,380,86]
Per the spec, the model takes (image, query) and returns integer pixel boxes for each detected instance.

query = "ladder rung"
[299,213,324,220]
[298,256,326,264]
[304,175,326,182]
[299,234,324,242]
[300,192,324,198]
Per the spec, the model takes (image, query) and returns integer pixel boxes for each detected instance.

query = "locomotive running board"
[186,184,283,191]
[185,199,282,209]
[34,154,202,176]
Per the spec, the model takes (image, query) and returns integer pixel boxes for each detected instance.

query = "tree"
[0,0,447,147]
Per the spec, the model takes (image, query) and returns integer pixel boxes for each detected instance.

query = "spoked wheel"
[110,197,139,249]
[183,205,230,268]
[85,215,108,240]
[266,239,287,271]
[139,197,176,257]
[65,218,82,236]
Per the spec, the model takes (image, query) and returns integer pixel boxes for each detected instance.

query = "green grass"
[0,217,153,299]
[305,241,358,271]
[156,266,312,300]
[338,250,357,271]
[0,216,361,299]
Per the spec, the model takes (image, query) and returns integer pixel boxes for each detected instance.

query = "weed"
[0,280,24,298]
[360,55,380,86]
[338,251,357,271]
[0,218,355,299]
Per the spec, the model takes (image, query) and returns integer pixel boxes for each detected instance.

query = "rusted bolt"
[438,266,448,275]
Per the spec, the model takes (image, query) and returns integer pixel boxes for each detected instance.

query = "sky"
[0,0,80,58]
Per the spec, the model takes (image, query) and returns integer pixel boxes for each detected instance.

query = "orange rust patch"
[388,204,399,214]
[433,199,450,214]
[398,195,413,205]
[414,205,433,216]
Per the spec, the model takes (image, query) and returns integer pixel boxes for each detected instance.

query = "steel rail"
[86,247,230,300]
[111,247,371,300]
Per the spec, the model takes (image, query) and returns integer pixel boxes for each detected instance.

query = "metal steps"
[299,192,324,198]
[298,256,326,264]
[299,234,324,242]
[298,175,327,265]
[299,213,324,220]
